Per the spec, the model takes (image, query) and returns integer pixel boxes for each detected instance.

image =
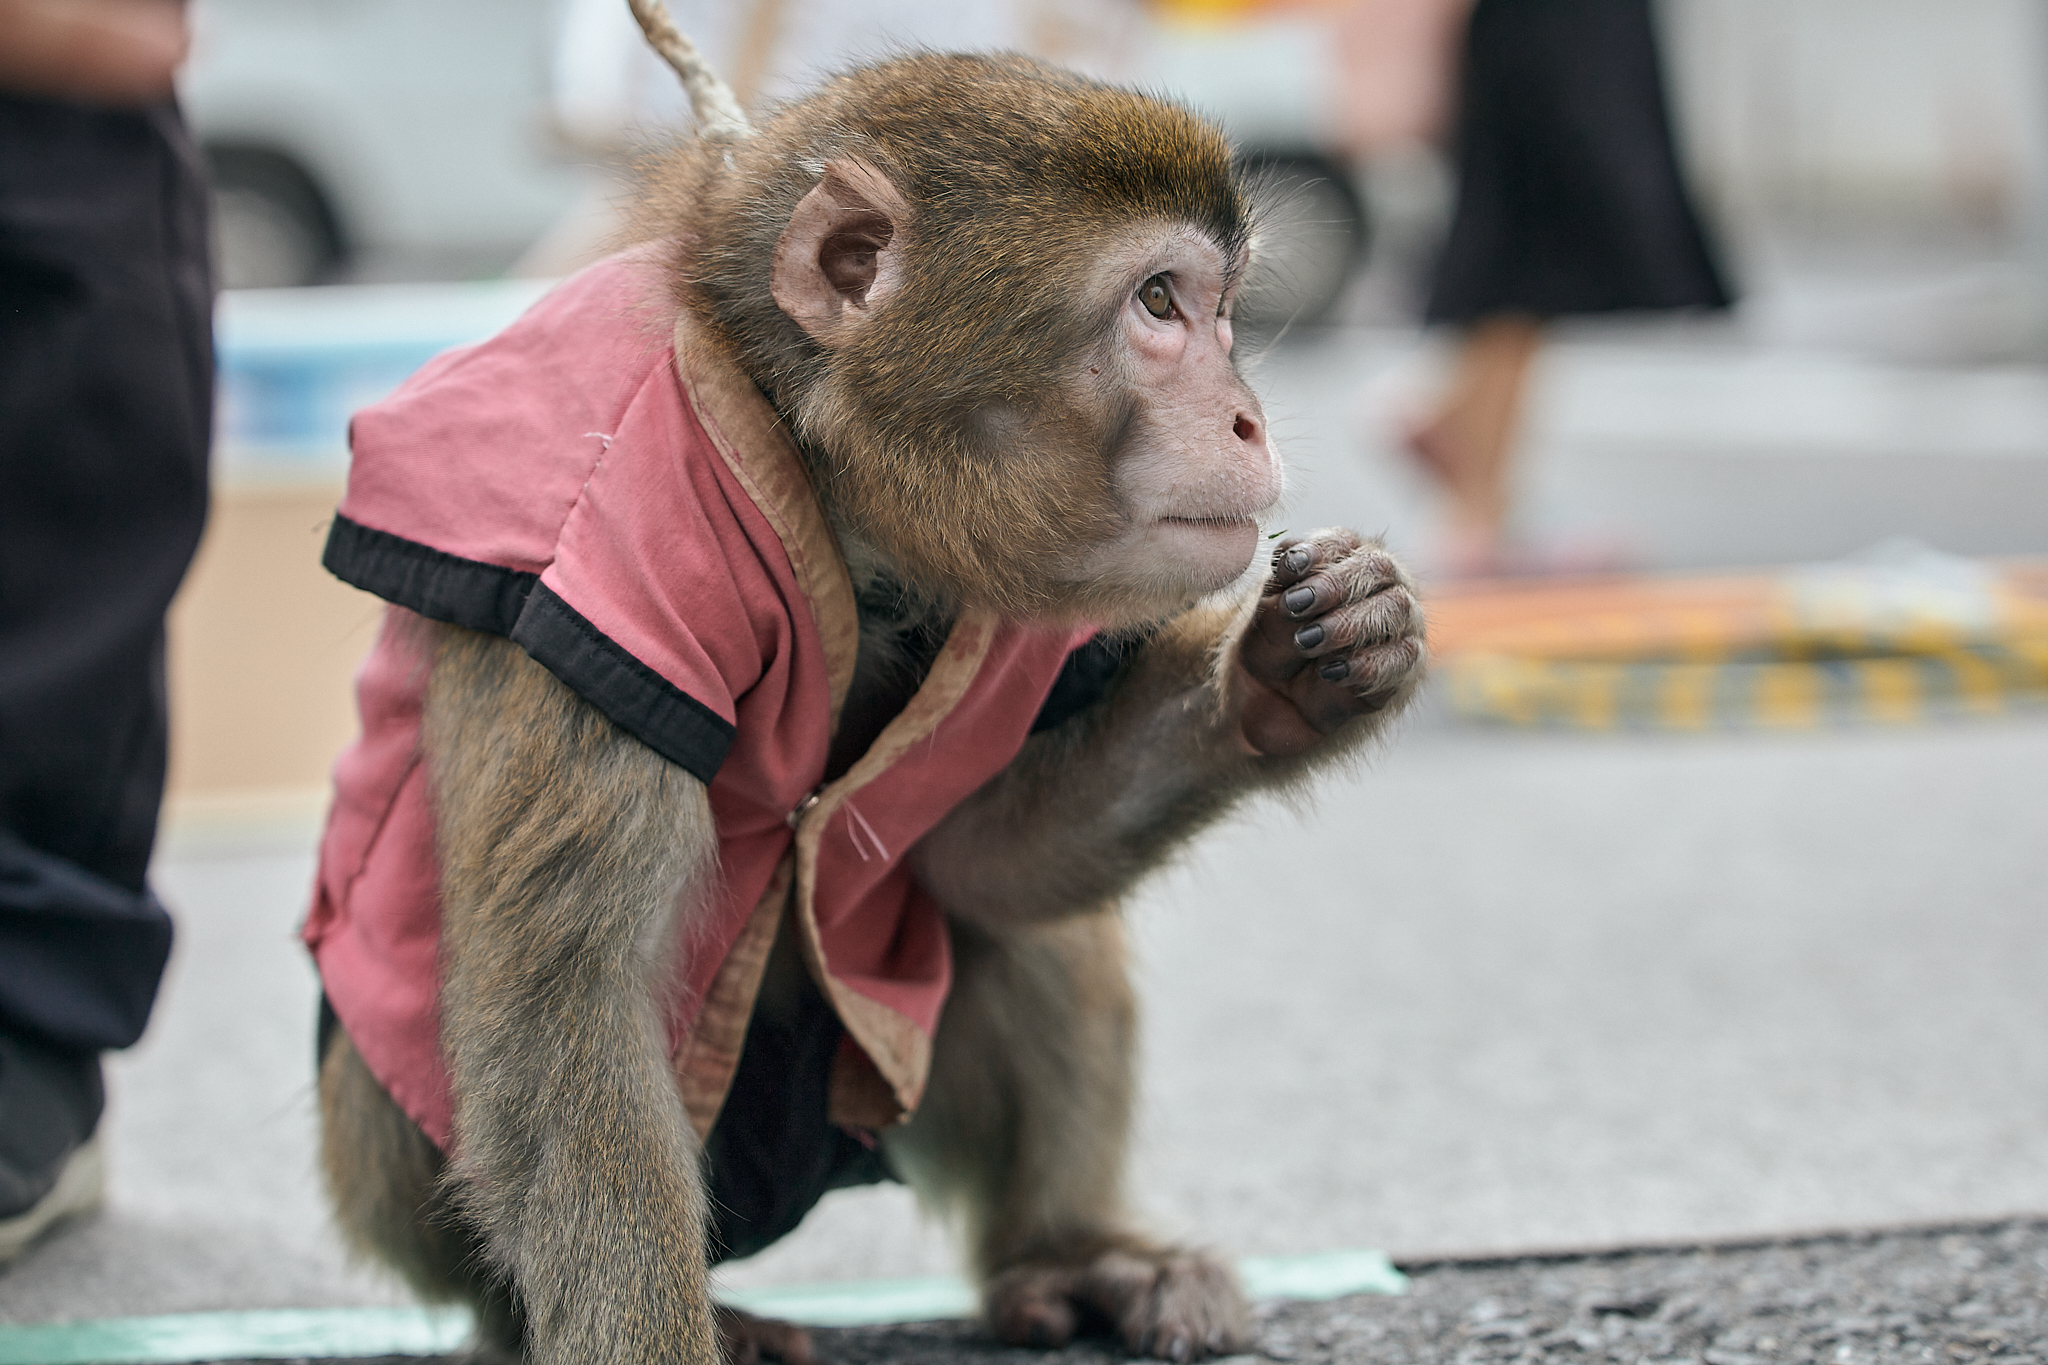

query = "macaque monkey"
[308,16,1424,1365]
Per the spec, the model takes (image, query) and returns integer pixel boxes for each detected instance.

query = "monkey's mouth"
[1160,515,1259,530]
[1158,514,1262,549]
[1153,514,1263,589]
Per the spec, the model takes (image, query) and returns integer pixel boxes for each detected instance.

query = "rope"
[625,0,754,143]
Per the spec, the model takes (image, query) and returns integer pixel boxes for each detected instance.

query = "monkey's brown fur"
[636,53,1253,622]
[427,624,719,1362]
[320,1031,523,1351]
[321,50,1426,1365]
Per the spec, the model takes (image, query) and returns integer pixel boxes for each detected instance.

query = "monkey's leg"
[318,1023,523,1355]
[883,914,1249,1362]
[424,624,723,1365]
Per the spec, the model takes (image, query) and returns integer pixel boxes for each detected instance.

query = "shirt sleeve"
[526,355,796,785]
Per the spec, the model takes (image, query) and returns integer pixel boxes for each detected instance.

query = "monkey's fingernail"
[1283,586,1314,614]
[1293,623,1324,650]
[1279,547,1310,575]
[1319,657,1352,681]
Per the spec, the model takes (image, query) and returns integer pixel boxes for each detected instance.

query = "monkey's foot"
[716,1305,815,1365]
[985,1244,1250,1362]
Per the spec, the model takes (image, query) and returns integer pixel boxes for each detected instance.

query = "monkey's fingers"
[1241,549,1355,685]
[1263,528,1364,594]
[1282,628,1425,735]
[1077,1249,1249,1362]
[1243,534,1424,747]
[1285,568,1419,674]
[716,1306,817,1365]
[1240,531,1402,690]
[1140,1254,1251,1362]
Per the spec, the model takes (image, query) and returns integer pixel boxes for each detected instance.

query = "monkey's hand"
[1234,529,1424,759]
[987,1242,1250,1363]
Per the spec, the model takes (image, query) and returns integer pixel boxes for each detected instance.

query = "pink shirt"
[306,251,1091,1148]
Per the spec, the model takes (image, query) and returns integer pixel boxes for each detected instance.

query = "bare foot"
[1434,523,1511,581]
[1400,412,1462,489]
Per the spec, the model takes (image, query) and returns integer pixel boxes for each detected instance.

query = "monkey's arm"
[916,529,1422,927]
[425,624,721,1365]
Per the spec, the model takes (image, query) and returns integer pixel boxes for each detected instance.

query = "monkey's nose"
[1229,407,1283,509]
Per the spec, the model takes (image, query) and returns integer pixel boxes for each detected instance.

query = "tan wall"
[164,483,382,819]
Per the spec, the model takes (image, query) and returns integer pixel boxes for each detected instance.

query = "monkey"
[305,30,1425,1365]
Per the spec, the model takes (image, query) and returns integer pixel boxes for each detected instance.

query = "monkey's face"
[669,54,1273,626]
[768,162,1278,629]
[1062,223,1282,621]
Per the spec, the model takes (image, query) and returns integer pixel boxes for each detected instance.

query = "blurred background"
[188,0,2048,320]
[175,0,2048,811]
[6,0,2046,1331]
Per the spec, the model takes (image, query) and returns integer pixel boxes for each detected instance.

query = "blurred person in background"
[0,0,211,1263]
[1341,0,1732,578]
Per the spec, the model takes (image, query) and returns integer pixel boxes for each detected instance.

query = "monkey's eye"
[1139,275,1174,320]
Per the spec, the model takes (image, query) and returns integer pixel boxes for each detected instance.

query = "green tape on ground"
[720,1275,979,1326]
[0,1306,472,1365]
[1240,1248,1407,1299]
[719,1252,1406,1327]
[0,1250,1404,1362]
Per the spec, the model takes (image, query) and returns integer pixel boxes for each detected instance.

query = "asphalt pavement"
[4,275,2048,1328]
[137,1220,2047,1364]
[807,1218,2048,1365]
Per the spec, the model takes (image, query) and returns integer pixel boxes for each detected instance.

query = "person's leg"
[1405,314,1541,574]
[1406,0,1725,579]
[0,93,212,1259]
[0,1028,106,1262]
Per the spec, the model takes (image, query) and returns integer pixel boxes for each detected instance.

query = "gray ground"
[1275,1219,2048,1364]
[178,1219,2048,1364]
[3,242,2047,1327]
[811,1219,2048,1365]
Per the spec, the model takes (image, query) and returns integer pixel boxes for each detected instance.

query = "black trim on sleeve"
[511,586,735,784]
[323,513,539,635]
[322,513,736,784]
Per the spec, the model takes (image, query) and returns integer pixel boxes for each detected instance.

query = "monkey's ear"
[770,159,908,344]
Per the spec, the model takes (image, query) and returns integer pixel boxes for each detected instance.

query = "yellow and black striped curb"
[1428,559,2048,731]
[1444,642,2048,730]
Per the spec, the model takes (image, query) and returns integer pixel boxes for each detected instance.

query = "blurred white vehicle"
[182,0,1371,322]
[181,0,581,287]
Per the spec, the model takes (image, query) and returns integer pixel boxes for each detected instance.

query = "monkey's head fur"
[641,52,1283,629]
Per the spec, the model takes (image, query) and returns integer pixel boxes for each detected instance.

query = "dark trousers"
[0,96,213,1053]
